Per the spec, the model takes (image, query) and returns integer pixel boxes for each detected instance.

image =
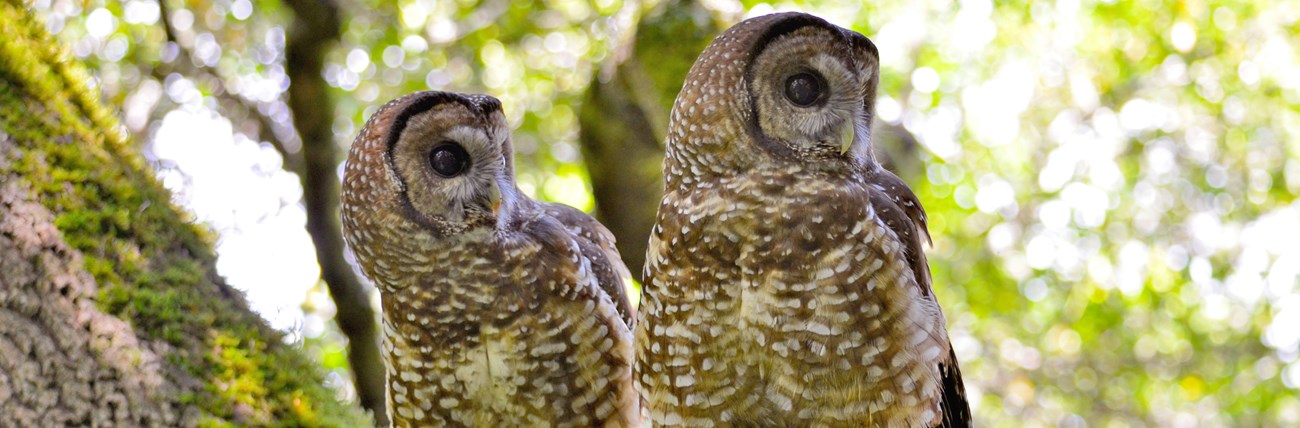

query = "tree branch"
[281,0,387,426]
[155,0,385,424]
[155,0,303,175]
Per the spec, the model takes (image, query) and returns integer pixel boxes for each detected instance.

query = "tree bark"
[0,2,368,425]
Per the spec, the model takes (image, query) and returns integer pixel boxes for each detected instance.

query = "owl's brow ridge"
[383,91,472,155]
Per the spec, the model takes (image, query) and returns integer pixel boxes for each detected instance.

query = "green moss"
[0,1,369,426]
[199,416,244,428]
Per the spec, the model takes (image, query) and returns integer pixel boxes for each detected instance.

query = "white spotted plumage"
[637,12,970,427]
[341,91,640,427]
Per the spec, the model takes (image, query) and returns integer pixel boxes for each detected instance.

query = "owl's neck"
[664,158,866,196]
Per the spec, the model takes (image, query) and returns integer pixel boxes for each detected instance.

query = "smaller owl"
[340,91,639,427]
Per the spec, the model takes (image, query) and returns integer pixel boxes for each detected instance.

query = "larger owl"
[637,12,971,427]
[340,91,639,427]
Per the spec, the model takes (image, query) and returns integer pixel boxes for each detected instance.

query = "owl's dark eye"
[784,72,825,107]
[429,143,470,177]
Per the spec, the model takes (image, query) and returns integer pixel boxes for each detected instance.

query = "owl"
[636,12,971,427]
[340,91,639,427]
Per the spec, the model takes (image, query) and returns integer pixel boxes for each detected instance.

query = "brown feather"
[639,11,970,427]
[866,168,971,427]
[541,201,637,327]
[341,92,639,426]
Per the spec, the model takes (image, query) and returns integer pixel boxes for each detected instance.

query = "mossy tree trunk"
[0,2,370,426]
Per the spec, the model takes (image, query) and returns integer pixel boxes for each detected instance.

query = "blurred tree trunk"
[282,0,388,426]
[873,121,927,184]
[579,0,721,279]
[0,2,368,426]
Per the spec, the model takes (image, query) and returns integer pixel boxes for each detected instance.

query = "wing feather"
[866,168,971,428]
[540,202,637,328]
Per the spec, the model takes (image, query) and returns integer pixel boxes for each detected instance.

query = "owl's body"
[637,13,970,427]
[642,165,961,427]
[341,92,638,427]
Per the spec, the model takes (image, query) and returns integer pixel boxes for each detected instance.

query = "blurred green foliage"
[36,0,1300,425]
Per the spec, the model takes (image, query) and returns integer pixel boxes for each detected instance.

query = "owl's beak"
[488,182,503,216]
[839,122,856,155]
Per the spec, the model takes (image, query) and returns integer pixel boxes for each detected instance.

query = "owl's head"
[664,12,880,187]
[342,91,516,255]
